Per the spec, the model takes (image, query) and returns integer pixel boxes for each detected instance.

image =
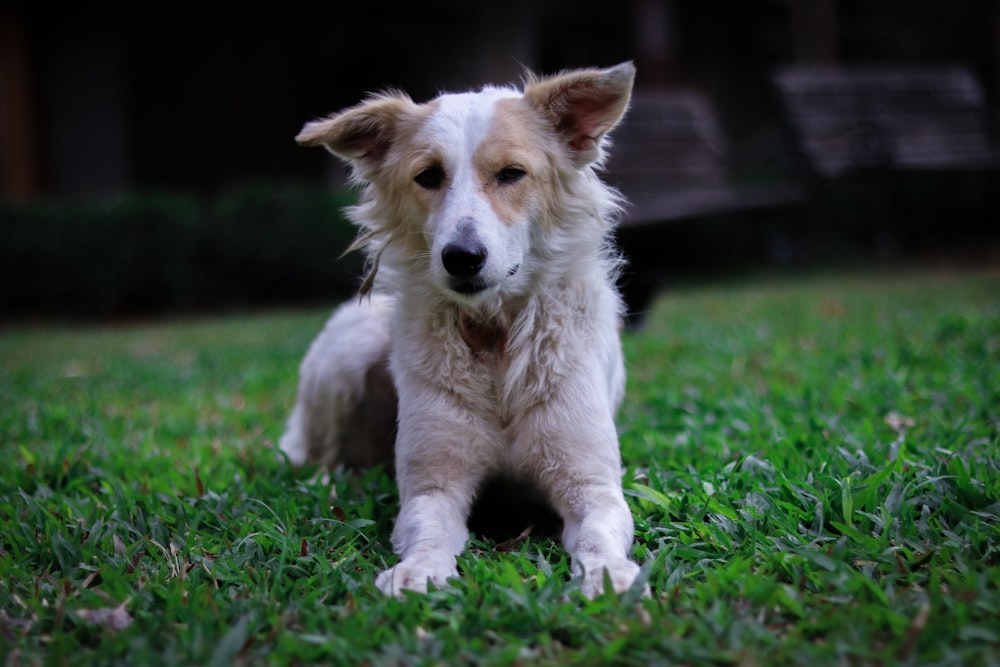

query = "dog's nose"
[442,240,487,278]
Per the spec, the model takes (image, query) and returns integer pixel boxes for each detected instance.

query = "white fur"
[421,90,530,298]
[279,294,395,468]
[282,63,642,597]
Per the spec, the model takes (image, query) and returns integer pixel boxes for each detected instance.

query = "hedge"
[2,171,996,322]
[0,185,364,320]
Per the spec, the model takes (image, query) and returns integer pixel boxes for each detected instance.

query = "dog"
[280,62,642,597]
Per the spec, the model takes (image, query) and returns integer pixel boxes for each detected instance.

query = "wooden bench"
[606,90,803,323]
[771,65,999,178]
[606,90,800,227]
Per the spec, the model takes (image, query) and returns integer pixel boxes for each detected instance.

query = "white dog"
[280,63,641,597]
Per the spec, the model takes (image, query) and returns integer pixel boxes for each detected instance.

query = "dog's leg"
[279,295,395,468]
[375,397,490,595]
[520,405,641,598]
[555,479,640,597]
[375,486,473,595]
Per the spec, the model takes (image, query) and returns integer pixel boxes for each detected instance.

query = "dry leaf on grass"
[75,602,133,632]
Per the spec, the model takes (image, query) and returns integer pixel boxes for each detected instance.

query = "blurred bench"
[771,65,999,178]
[607,90,801,227]
[607,90,803,323]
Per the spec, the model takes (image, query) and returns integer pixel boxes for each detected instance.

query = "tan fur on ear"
[296,93,421,296]
[295,93,419,169]
[523,62,635,167]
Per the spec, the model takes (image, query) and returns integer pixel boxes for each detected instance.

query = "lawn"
[1,267,998,665]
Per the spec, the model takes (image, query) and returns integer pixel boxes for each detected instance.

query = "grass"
[1,267,998,665]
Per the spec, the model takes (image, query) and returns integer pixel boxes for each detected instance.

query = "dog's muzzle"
[440,222,520,297]
[442,234,489,295]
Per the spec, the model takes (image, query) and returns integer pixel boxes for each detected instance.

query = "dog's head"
[297,63,634,306]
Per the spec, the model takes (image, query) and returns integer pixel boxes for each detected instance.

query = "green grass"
[1,268,998,666]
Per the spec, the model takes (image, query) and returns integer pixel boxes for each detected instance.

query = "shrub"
[0,185,362,320]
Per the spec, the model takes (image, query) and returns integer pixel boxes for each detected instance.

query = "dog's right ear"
[523,62,635,168]
[296,93,418,173]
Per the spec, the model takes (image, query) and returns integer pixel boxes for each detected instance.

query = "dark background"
[4,0,998,198]
[1,0,998,320]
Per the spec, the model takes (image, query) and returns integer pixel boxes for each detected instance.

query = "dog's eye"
[414,165,445,190]
[497,166,527,184]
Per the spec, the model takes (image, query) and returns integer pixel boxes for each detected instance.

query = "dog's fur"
[280,63,641,597]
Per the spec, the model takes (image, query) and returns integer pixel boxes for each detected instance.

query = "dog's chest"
[458,314,508,359]
[435,302,582,421]
[443,319,530,421]
[396,287,604,424]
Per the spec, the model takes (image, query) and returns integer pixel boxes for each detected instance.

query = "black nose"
[442,240,487,278]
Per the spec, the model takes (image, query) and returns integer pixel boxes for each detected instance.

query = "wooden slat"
[773,65,998,177]
[607,90,799,226]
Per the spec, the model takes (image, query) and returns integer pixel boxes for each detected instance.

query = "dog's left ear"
[524,62,635,167]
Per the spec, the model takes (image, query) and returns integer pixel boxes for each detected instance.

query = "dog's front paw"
[376,556,459,596]
[579,558,644,598]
